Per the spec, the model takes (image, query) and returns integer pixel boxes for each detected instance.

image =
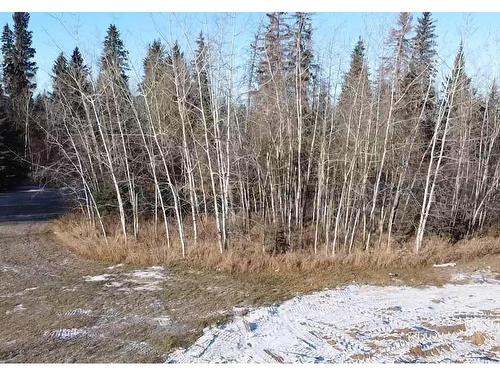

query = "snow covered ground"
[167,273,500,363]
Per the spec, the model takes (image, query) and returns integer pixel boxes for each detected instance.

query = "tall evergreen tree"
[12,12,37,93]
[0,93,26,190]
[51,52,69,100]
[401,12,438,145]
[191,32,212,122]
[289,12,315,107]
[1,24,15,97]
[142,39,167,89]
[100,24,129,87]
[68,47,91,94]
[410,12,437,82]
[338,37,371,109]
[0,13,36,174]
[169,41,190,92]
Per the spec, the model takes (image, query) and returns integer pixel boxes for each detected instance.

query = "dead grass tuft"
[409,344,452,358]
[462,332,491,346]
[424,323,466,334]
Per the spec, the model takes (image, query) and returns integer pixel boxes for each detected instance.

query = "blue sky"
[1,12,500,94]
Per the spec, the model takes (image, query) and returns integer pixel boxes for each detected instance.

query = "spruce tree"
[69,47,91,93]
[142,39,168,89]
[385,12,413,83]
[191,32,212,122]
[1,24,15,97]
[410,12,437,82]
[12,12,37,93]
[0,93,26,190]
[100,24,129,88]
[443,43,471,114]
[51,52,69,100]
[339,38,371,107]
[0,13,35,179]
[169,41,190,91]
[0,13,37,163]
[290,12,315,107]
[64,47,91,125]
[336,37,372,146]
[401,12,438,145]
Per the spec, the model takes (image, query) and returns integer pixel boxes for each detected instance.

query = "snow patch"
[432,262,456,268]
[64,308,92,317]
[84,274,112,282]
[154,316,171,327]
[45,328,87,341]
[451,270,499,284]
[6,304,26,315]
[106,263,124,270]
[125,341,155,356]
[126,267,166,280]
[124,266,167,291]
[132,282,163,291]
[86,266,167,292]
[1,265,19,273]
[105,281,124,288]
[167,280,500,363]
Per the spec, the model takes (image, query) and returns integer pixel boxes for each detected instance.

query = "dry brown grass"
[424,323,466,334]
[53,215,499,266]
[408,344,452,358]
[462,332,491,346]
[51,214,500,290]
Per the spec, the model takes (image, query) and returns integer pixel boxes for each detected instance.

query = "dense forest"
[2,12,500,258]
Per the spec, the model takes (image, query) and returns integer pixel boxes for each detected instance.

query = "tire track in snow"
[167,277,500,363]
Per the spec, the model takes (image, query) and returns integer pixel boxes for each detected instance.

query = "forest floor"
[0,188,499,362]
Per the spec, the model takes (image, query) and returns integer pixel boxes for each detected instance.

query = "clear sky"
[1,12,500,94]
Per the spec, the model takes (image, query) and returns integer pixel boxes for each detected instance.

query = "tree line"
[2,12,500,256]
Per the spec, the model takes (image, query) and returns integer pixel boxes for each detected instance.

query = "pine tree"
[68,47,91,94]
[338,37,371,109]
[191,32,212,122]
[0,93,26,190]
[100,24,129,88]
[1,24,15,97]
[51,52,69,100]
[142,39,168,89]
[289,12,315,107]
[401,12,438,145]
[12,12,37,93]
